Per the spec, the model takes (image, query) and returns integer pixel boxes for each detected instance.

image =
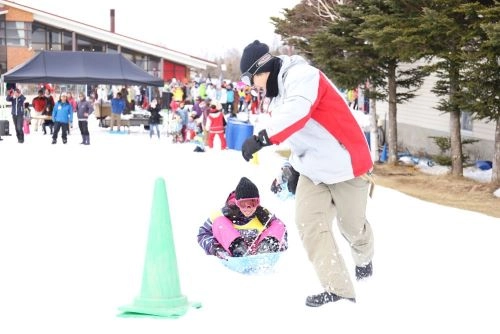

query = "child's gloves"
[271,164,300,196]
[229,237,249,257]
[241,130,271,161]
[270,178,282,194]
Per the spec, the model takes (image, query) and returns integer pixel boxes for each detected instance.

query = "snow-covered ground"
[0,119,499,334]
[398,155,499,197]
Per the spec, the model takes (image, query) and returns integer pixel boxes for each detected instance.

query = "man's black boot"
[306,291,356,307]
[355,261,373,280]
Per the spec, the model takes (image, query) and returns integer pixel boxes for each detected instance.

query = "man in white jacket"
[239,40,375,307]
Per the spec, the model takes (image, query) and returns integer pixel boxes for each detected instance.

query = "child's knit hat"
[235,177,259,199]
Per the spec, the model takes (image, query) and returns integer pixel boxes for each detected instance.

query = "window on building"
[48,30,61,51]
[0,47,7,75]
[31,23,72,51]
[107,43,119,53]
[461,111,473,132]
[148,56,160,76]
[0,21,31,47]
[76,35,105,52]
[62,32,73,51]
[31,22,46,50]
[122,47,151,70]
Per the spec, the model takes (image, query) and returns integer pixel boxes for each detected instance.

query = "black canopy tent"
[1,51,164,86]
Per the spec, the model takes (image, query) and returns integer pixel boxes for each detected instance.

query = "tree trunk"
[449,66,463,176]
[449,110,463,176]
[492,118,500,186]
[387,60,398,165]
[369,97,379,162]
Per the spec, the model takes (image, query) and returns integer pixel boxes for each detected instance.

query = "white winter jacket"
[265,55,372,185]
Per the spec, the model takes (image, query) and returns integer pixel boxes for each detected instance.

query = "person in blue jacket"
[51,92,73,144]
[6,88,26,143]
[110,92,126,132]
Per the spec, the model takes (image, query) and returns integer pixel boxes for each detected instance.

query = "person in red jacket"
[206,101,227,150]
[239,40,374,307]
[32,89,47,132]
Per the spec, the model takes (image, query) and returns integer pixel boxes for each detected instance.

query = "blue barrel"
[226,119,254,151]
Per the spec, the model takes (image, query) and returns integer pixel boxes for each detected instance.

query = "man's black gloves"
[241,130,272,161]
[283,164,300,195]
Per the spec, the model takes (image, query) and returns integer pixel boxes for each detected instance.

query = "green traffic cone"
[119,177,200,318]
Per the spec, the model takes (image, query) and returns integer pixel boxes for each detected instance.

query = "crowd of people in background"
[0,78,279,149]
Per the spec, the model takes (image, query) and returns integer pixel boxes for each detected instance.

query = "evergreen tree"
[460,2,500,184]
[355,0,427,164]
[310,2,386,159]
[271,2,321,60]
[273,0,427,164]
[412,0,496,176]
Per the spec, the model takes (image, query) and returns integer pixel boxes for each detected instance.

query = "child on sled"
[197,177,288,259]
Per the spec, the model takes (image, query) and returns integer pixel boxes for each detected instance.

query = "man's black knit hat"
[235,177,260,199]
[240,40,273,74]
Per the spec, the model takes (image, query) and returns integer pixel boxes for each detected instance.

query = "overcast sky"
[12,0,301,59]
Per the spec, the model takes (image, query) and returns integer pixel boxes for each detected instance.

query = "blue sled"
[220,252,283,275]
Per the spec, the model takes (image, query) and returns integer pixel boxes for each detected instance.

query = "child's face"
[236,198,259,217]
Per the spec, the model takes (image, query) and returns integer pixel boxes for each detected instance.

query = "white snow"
[0,120,499,334]
[401,156,499,196]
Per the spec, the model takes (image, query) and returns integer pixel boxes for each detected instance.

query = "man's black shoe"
[306,291,356,307]
[355,261,373,280]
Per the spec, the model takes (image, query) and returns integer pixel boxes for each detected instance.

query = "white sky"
[11,0,301,59]
[0,113,499,334]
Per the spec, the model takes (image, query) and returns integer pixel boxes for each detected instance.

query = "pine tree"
[460,2,500,184]
[355,0,427,164]
[273,0,427,164]
[412,0,497,176]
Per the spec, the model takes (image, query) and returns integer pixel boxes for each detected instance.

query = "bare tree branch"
[305,0,345,22]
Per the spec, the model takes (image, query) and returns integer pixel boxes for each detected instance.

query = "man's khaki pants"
[295,175,374,299]
[110,113,121,130]
[33,111,43,131]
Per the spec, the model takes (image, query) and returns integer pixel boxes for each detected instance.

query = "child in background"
[169,113,183,143]
[148,98,161,139]
[197,177,288,259]
[206,101,227,150]
[42,107,54,135]
[185,112,198,142]
[23,102,31,134]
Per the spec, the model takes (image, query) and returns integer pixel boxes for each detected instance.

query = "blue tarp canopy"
[2,51,164,87]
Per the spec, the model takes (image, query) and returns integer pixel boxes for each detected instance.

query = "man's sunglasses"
[240,53,274,86]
